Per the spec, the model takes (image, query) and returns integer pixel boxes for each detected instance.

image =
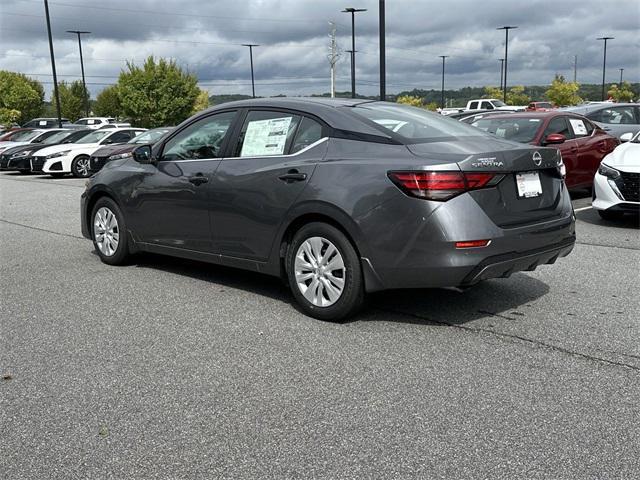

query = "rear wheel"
[71,155,91,178]
[91,197,130,265]
[286,222,364,322]
[598,209,625,221]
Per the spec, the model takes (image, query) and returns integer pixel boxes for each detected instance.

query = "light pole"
[242,44,259,98]
[379,0,385,101]
[439,55,448,110]
[342,7,367,99]
[619,68,624,85]
[597,36,614,101]
[44,0,62,127]
[498,58,504,91]
[66,30,91,117]
[497,26,517,103]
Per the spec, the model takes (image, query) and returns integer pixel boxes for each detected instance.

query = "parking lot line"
[573,206,593,212]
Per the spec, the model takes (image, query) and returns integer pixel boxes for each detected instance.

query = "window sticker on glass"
[39,120,47,126]
[495,127,506,137]
[569,118,588,136]
[241,116,293,157]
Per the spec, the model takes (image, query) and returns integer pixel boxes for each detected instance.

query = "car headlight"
[598,163,620,179]
[11,150,32,158]
[46,150,71,159]
[107,152,132,161]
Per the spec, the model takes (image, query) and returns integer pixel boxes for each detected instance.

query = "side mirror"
[544,133,566,145]
[132,144,154,164]
[620,132,634,143]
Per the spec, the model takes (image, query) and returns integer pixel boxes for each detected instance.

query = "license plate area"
[515,171,542,198]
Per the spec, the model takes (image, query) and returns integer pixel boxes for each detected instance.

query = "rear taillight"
[388,171,502,201]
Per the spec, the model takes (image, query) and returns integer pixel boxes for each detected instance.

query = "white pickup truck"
[465,98,525,111]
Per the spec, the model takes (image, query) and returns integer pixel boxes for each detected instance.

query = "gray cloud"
[1,0,638,99]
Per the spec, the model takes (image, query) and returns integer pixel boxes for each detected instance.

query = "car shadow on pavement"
[131,252,550,326]
[576,208,639,229]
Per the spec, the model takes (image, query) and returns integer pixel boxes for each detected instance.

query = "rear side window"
[589,106,637,125]
[236,111,301,157]
[291,117,323,153]
[567,117,590,137]
[469,101,479,109]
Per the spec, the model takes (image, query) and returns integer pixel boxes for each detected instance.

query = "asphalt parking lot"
[1,171,639,479]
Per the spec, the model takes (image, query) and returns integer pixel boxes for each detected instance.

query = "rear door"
[212,109,327,260]
[567,116,604,186]
[128,111,237,252]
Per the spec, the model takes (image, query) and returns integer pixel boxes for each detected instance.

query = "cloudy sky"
[1,0,638,99]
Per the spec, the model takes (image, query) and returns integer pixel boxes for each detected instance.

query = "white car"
[593,131,640,220]
[31,128,145,178]
[0,129,67,153]
[74,117,117,129]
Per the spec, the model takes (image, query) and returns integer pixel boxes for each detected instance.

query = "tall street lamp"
[342,7,367,99]
[498,58,504,91]
[44,0,62,127]
[66,30,91,117]
[379,0,385,101]
[497,26,517,103]
[439,55,449,110]
[619,68,624,85]
[597,36,614,101]
[242,44,259,98]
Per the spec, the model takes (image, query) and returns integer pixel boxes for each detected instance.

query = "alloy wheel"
[294,236,346,307]
[94,207,119,256]
[75,157,90,177]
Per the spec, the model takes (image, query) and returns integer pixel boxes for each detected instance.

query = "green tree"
[507,85,530,105]
[0,70,44,124]
[545,75,582,106]
[396,95,424,107]
[117,56,199,128]
[57,80,88,121]
[93,85,122,117]
[483,86,529,105]
[191,89,210,114]
[607,81,635,102]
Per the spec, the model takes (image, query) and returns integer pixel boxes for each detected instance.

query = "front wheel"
[71,155,91,178]
[91,197,130,265]
[286,222,364,322]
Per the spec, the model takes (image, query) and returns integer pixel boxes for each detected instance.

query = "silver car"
[563,103,640,139]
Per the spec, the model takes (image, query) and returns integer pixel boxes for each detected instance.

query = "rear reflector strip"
[455,240,491,249]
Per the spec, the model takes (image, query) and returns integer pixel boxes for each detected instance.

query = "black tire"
[71,155,91,178]
[90,197,131,265]
[598,209,625,221]
[286,222,364,322]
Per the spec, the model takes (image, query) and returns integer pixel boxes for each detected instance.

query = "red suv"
[469,112,619,189]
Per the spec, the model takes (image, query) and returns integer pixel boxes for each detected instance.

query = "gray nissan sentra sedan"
[81,98,575,321]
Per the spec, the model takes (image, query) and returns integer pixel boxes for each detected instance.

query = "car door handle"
[188,174,208,186]
[278,170,307,183]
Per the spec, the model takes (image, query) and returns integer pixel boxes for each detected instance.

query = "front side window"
[481,101,494,110]
[129,128,172,144]
[104,131,135,144]
[354,103,489,143]
[543,117,572,139]
[236,111,301,157]
[162,111,236,161]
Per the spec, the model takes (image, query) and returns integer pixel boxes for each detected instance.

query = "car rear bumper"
[357,188,576,291]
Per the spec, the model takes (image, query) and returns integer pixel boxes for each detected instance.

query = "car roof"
[477,111,587,120]
[201,97,391,138]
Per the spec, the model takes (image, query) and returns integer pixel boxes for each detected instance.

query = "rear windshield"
[472,117,542,143]
[128,128,172,144]
[76,130,112,143]
[351,103,488,143]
